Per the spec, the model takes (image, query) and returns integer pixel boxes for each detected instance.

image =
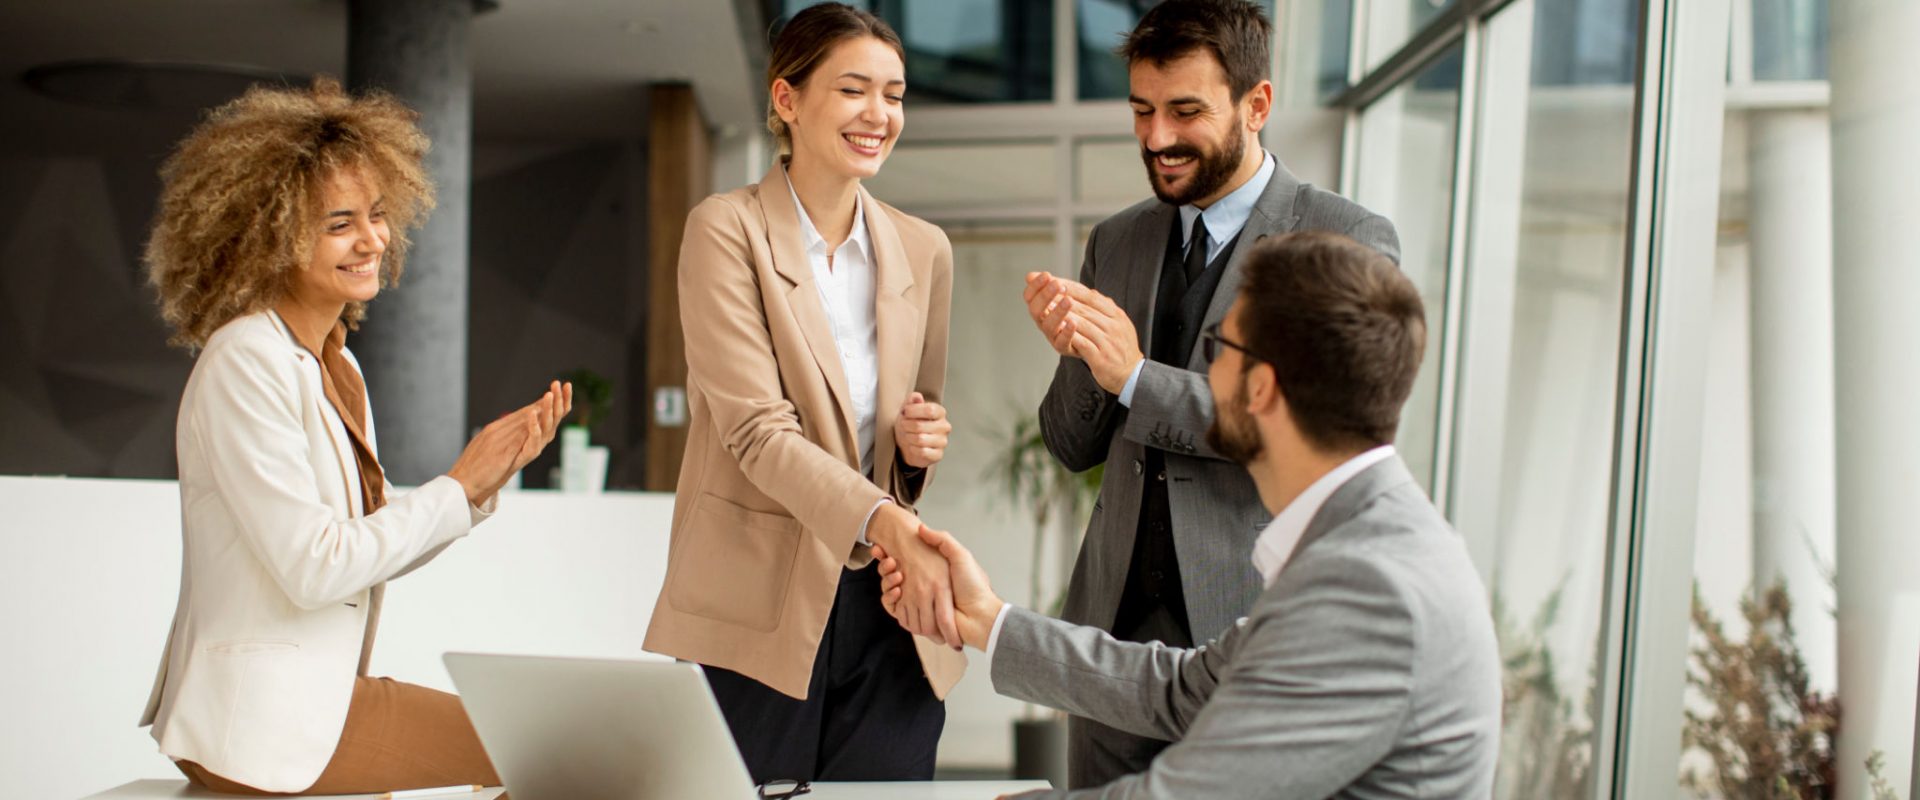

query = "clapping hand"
[1022,273,1143,395]
[447,380,573,507]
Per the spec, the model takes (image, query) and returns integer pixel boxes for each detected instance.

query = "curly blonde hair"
[145,77,435,348]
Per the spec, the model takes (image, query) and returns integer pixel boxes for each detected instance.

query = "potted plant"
[556,367,613,492]
[986,412,1103,787]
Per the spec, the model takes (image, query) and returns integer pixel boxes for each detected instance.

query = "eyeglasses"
[758,779,812,799]
[1200,322,1261,365]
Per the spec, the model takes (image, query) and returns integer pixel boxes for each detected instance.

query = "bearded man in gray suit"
[1022,0,1400,786]
[880,232,1500,799]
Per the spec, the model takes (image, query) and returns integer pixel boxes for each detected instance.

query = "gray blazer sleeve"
[991,606,1231,743]
[999,554,1419,800]
[1118,361,1229,461]
[1039,222,1122,473]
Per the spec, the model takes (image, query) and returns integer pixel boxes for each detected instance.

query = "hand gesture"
[867,504,962,649]
[875,524,1004,651]
[1024,273,1143,394]
[1024,272,1084,357]
[893,392,951,469]
[447,380,573,506]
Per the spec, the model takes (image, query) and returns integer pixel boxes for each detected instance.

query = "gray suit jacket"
[991,457,1502,799]
[1041,154,1401,642]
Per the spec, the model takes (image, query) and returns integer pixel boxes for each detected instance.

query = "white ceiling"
[0,0,760,155]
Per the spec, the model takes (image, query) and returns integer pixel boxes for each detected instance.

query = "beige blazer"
[644,165,965,701]
[140,310,486,792]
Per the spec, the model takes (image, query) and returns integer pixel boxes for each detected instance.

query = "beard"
[1205,376,1264,466]
[1142,118,1247,207]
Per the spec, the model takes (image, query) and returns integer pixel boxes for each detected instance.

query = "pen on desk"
[380,786,485,799]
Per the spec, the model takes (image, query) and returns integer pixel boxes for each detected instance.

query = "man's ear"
[1243,80,1274,132]
[1245,361,1281,414]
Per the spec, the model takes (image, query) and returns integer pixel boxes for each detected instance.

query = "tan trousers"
[177,676,502,795]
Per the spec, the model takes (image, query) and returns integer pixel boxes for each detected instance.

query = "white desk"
[87,779,1056,799]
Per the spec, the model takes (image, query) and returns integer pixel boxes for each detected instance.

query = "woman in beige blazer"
[139,79,569,795]
[641,3,965,785]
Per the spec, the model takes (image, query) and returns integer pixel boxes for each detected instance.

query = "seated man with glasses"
[875,232,1502,799]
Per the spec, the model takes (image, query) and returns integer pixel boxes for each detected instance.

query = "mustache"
[1142,143,1205,161]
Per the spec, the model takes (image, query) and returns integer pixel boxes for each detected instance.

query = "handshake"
[865,504,1003,652]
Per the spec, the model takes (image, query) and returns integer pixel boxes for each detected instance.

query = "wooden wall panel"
[644,84,709,490]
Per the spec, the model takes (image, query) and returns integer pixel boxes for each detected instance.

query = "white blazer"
[139,311,488,792]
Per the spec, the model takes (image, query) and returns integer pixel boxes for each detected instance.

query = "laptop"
[443,652,760,800]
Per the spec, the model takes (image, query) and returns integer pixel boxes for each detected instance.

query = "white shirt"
[787,174,880,474]
[1251,445,1396,585]
[786,172,891,542]
[986,444,1397,658]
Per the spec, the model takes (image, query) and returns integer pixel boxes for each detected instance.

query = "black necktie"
[1184,216,1210,284]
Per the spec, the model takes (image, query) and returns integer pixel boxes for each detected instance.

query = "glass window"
[1363,0,1458,72]
[1351,45,1464,491]
[863,141,1058,209]
[1530,0,1641,86]
[1318,0,1355,100]
[1449,1,1636,796]
[1682,6,1841,797]
[1076,0,1277,101]
[770,0,1053,103]
[1751,0,1828,81]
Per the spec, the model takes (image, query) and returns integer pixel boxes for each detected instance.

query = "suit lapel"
[1126,202,1177,355]
[862,186,921,479]
[758,164,860,457]
[1188,154,1304,370]
[267,311,362,514]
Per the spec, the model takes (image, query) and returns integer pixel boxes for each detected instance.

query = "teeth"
[1159,155,1194,167]
[340,262,376,275]
[846,134,883,148]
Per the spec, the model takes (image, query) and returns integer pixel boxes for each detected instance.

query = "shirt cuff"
[468,490,498,528]
[857,497,894,546]
[1117,359,1146,408]
[985,603,1015,660]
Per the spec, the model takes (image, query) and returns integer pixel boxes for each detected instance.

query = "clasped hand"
[1022,272,1142,395]
[867,503,964,649]
[893,391,951,469]
[872,522,1003,652]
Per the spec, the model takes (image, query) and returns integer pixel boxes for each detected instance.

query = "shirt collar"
[1251,444,1397,586]
[785,166,871,263]
[1179,150,1276,250]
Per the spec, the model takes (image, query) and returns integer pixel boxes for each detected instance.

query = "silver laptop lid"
[444,653,758,800]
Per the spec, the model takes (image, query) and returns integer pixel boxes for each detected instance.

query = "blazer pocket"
[668,493,802,633]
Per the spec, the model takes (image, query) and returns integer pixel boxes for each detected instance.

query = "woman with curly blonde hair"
[138,78,570,795]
